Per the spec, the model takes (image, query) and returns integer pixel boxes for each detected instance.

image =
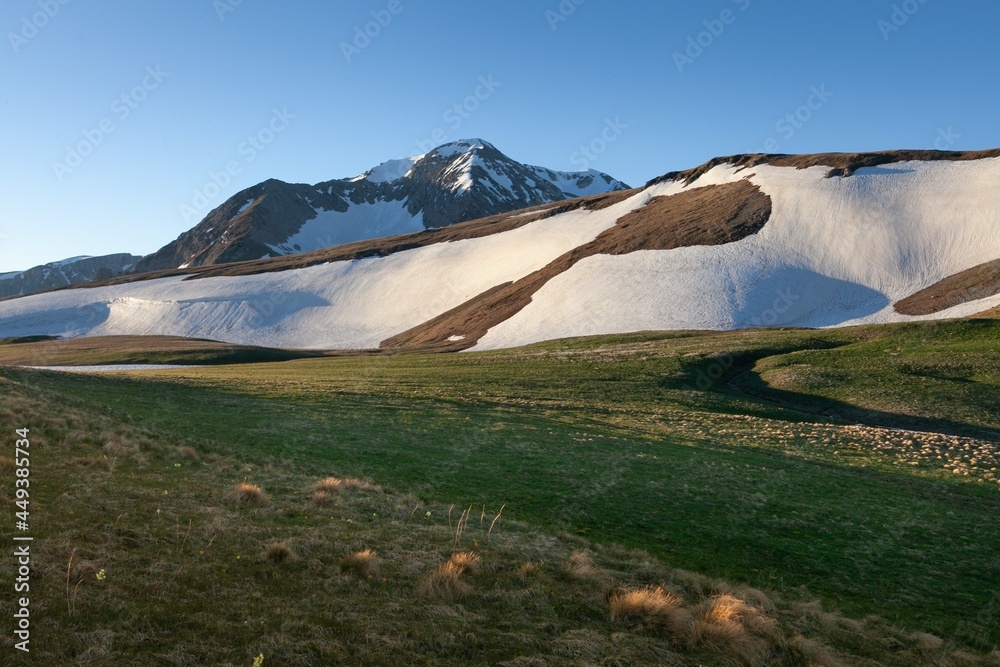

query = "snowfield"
[1,157,999,351]
[0,189,656,349]
[475,159,1000,349]
[267,200,427,255]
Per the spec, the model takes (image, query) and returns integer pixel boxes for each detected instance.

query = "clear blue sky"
[2,0,998,272]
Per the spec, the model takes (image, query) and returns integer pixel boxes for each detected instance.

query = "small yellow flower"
[96,569,106,581]
[253,653,264,667]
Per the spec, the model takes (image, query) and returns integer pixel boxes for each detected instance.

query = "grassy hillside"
[1,319,998,665]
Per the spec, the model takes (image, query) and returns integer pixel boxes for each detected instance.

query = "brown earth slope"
[381,180,771,352]
[648,149,1000,186]
[895,259,1000,316]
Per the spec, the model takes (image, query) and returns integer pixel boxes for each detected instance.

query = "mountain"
[0,253,141,300]
[2,149,999,351]
[134,139,629,272]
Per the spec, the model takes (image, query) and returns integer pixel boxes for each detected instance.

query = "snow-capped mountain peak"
[134,139,630,272]
[356,155,425,184]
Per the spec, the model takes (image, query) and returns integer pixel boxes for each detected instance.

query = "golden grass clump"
[311,490,334,507]
[446,551,481,576]
[264,541,297,565]
[610,585,683,621]
[688,594,782,664]
[232,482,269,507]
[0,456,15,471]
[610,586,691,641]
[701,593,779,637]
[564,551,602,580]
[341,549,380,579]
[418,552,481,601]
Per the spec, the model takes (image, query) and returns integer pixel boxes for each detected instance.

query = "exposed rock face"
[0,254,142,299]
[134,139,629,272]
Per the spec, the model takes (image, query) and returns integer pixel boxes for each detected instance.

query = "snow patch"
[473,158,1000,349]
[268,200,426,254]
[363,156,424,183]
[0,188,652,350]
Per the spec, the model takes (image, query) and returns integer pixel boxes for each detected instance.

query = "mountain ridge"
[134,139,629,273]
[1,148,998,353]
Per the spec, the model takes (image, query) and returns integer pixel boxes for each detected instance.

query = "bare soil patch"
[895,259,1000,315]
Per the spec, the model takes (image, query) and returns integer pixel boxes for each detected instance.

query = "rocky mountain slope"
[0,254,141,300]
[134,139,628,272]
[2,149,998,351]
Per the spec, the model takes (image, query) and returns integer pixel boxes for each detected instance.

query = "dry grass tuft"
[910,632,944,651]
[0,455,15,471]
[418,553,480,601]
[445,551,481,576]
[311,490,334,507]
[789,635,844,667]
[701,593,779,637]
[688,593,783,664]
[519,562,542,579]
[609,586,692,640]
[564,551,602,580]
[950,650,985,666]
[610,586,683,621]
[341,549,380,579]
[315,476,379,493]
[419,563,471,602]
[232,482,268,507]
[264,541,297,565]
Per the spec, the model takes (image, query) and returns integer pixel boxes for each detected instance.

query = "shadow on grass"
[668,343,1000,442]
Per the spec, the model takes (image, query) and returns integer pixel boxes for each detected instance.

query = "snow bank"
[0,189,655,349]
[473,159,1000,349]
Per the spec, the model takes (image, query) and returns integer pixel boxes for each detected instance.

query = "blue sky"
[1,0,998,272]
